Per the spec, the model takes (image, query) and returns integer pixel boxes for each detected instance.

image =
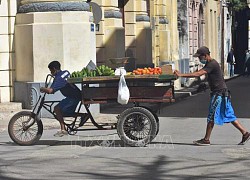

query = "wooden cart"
[8,74,175,146]
[68,74,176,146]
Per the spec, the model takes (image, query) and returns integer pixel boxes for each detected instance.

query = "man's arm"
[174,69,207,78]
[40,87,54,94]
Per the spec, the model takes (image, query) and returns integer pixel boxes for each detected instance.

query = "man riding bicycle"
[40,61,89,137]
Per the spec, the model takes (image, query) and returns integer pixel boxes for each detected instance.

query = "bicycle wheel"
[8,111,43,145]
[117,107,157,147]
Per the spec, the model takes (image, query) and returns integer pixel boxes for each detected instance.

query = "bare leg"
[231,120,247,135]
[204,121,214,140]
[54,106,66,131]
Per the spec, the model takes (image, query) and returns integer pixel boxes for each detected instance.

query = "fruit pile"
[132,67,162,75]
[70,65,115,78]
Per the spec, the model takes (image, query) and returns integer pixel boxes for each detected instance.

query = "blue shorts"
[56,97,80,116]
[207,94,236,125]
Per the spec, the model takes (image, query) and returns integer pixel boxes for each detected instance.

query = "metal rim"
[12,115,39,143]
[123,112,152,141]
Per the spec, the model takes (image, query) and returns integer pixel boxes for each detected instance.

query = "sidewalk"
[0,74,241,132]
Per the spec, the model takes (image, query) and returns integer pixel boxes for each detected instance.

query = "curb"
[225,74,241,82]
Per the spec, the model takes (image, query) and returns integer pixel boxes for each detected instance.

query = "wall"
[0,0,182,102]
[204,0,219,60]
[0,0,17,102]
[93,0,125,67]
[123,0,152,67]
[15,11,96,82]
[178,0,189,61]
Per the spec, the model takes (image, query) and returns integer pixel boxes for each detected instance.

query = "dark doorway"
[233,8,250,74]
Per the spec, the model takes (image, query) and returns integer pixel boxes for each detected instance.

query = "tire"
[139,106,160,137]
[8,111,43,146]
[156,118,160,136]
[117,107,157,147]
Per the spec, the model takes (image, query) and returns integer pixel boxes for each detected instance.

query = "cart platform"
[68,74,176,104]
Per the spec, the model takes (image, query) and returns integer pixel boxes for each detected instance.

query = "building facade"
[0,0,233,103]
[177,0,233,87]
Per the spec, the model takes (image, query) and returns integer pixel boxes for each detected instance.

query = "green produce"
[70,65,115,78]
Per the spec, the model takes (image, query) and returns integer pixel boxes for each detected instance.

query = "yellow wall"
[0,0,181,102]
[204,0,220,61]
[165,0,179,61]
[150,0,179,66]
[123,0,152,66]
[0,0,17,102]
[93,0,125,68]
[15,12,96,82]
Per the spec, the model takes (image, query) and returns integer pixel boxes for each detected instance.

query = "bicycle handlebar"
[45,74,54,88]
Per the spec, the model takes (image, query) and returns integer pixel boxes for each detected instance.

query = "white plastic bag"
[117,74,130,105]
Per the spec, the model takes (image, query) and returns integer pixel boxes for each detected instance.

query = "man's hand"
[40,87,46,93]
[174,70,181,77]
[40,87,53,94]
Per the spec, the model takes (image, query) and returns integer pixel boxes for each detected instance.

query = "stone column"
[15,1,95,81]
[158,0,170,65]
[166,0,179,61]
[14,1,100,116]
[124,0,151,67]
[135,0,152,66]
[165,0,180,89]
[149,0,158,65]
[93,0,125,67]
[124,1,137,61]
[0,0,17,102]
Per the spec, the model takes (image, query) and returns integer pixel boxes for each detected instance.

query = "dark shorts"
[207,94,236,125]
[56,97,80,116]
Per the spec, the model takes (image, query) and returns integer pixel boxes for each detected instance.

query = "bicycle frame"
[24,74,115,133]
[23,74,56,130]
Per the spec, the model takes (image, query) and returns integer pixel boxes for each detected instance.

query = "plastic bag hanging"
[117,74,130,104]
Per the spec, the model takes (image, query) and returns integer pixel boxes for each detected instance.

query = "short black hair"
[48,61,61,70]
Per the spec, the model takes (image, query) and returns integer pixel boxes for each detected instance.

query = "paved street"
[1,76,250,179]
[1,118,250,180]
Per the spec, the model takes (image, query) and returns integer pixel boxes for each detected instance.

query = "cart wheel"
[137,106,160,138]
[8,111,43,146]
[154,115,159,137]
[117,107,157,147]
